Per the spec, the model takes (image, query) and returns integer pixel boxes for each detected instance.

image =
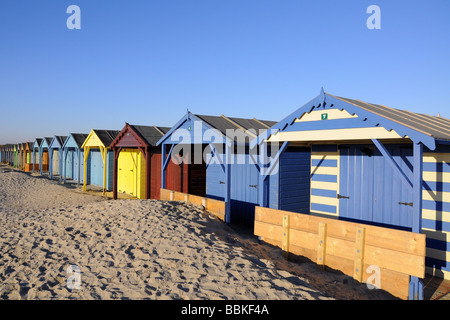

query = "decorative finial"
[319,87,326,108]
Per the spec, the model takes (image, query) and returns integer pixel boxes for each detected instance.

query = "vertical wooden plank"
[83,146,90,191]
[411,142,424,300]
[224,141,232,224]
[77,148,81,187]
[113,148,118,200]
[161,144,166,189]
[102,147,107,195]
[354,226,366,282]
[170,191,174,200]
[282,214,290,258]
[317,222,327,268]
[145,147,151,199]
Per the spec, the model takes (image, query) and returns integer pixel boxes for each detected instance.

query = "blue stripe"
[311,203,337,214]
[425,257,450,272]
[423,200,450,213]
[286,118,373,132]
[423,161,450,173]
[311,173,337,182]
[423,218,450,232]
[311,188,337,198]
[423,181,450,193]
[425,145,450,153]
[426,237,450,252]
[311,159,337,167]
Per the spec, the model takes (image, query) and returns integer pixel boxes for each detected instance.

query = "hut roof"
[131,125,171,147]
[71,133,89,148]
[92,130,120,146]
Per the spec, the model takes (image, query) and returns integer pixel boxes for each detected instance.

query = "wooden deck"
[424,276,450,300]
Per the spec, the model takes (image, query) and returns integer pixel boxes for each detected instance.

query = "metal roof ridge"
[220,114,257,137]
[152,125,165,136]
[252,118,271,129]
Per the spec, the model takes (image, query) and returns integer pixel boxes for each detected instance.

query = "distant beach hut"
[18,143,26,170]
[61,133,89,186]
[14,144,19,168]
[38,137,52,175]
[109,123,171,199]
[48,136,67,180]
[23,142,36,172]
[8,144,14,166]
[81,129,120,195]
[31,138,42,173]
[3,144,10,165]
[3,144,9,164]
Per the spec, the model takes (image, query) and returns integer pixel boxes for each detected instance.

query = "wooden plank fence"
[160,188,225,221]
[254,206,426,300]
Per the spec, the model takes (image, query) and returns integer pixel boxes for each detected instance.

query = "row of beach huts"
[1,89,449,298]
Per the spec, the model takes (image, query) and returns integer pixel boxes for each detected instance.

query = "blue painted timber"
[206,151,260,226]
[62,133,89,185]
[339,144,414,229]
[48,136,67,180]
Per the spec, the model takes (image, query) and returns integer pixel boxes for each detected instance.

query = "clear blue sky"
[0,0,449,144]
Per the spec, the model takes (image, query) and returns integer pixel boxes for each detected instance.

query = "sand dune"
[0,164,394,300]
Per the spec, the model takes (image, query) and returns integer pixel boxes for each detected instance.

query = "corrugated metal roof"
[332,94,450,142]
[131,125,171,146]
[194,114,277,138]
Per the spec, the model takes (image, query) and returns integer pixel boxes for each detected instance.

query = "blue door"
[206,161,226,201]
[90,150,104,187]
[339,144,413,229]
[206,151,259,227]
[66,150,73,180]
[230,153,259,227]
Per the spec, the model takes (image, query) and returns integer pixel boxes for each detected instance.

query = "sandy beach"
[0,164,395,300]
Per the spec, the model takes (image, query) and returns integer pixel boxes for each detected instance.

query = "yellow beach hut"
[81,129,120,195]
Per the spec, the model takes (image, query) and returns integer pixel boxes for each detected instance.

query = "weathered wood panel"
[160,188,225,221]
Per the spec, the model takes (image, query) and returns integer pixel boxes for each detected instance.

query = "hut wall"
[422,144,450,279]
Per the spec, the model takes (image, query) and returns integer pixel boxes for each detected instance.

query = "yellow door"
[118,149,135,196]
[117,149,146,198]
